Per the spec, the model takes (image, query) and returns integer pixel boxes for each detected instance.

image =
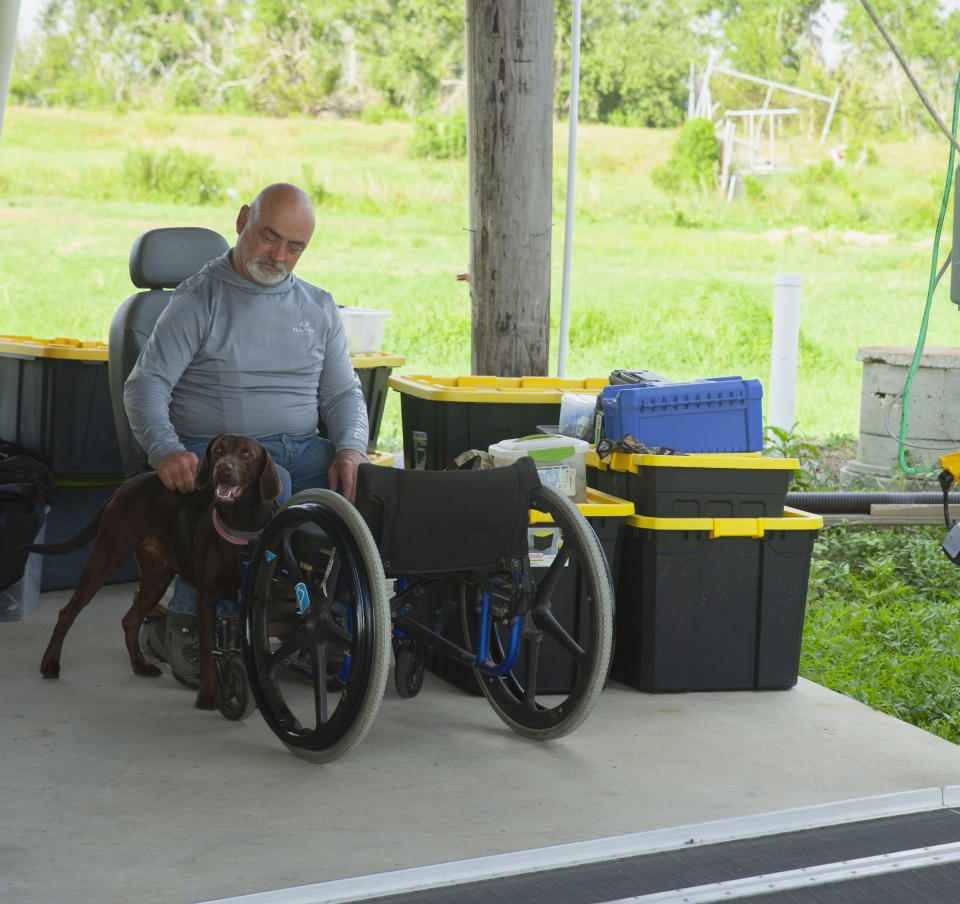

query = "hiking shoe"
[165,613,200,688]
[139,612,168,665]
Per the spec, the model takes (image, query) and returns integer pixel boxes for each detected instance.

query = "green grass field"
[4,106,960,451]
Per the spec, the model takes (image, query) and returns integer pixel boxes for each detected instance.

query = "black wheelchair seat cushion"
[354,457,541,577]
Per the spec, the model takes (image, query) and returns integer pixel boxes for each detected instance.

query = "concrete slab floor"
[2,585,960,904]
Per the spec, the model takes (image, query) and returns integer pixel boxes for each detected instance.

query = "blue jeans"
[167,433,336,615]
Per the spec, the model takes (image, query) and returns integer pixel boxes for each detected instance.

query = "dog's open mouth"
[215,482,242,502]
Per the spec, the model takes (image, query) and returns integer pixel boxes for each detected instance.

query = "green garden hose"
[897,71,960,475]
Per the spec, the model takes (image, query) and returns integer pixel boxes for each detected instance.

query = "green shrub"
[650,118,719,194]
[121,146,224,204]
[743,174,764,200]
[791,158,849,191]
[408,109,467,160]
[846,138,879,166]
[360,103,408,124]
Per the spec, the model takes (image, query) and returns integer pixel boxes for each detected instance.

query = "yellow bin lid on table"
[351,352,405,369]
[626,505,822,538]
[389,374,607,403]
[0,335,108,362]
[0,336,403,370]
[529,486,634,523]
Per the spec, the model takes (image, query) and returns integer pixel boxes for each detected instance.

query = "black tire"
[461,484,613,740]
[214,650,256,721]
[394,640,424,698]
[243,489,390,763]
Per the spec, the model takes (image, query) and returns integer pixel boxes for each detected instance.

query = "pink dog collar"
[212,509,259,546]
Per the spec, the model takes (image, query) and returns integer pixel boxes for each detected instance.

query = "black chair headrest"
[128,227,230,289]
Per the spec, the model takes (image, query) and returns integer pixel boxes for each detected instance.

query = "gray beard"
[246,257,288,286]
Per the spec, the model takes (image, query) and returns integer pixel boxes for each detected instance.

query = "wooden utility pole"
[466,0,553,377]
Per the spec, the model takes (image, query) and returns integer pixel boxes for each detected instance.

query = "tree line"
[12,0,960,137]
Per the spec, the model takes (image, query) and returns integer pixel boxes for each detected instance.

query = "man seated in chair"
[124,181,369,685]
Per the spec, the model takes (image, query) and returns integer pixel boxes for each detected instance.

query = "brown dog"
[26,434,282,709]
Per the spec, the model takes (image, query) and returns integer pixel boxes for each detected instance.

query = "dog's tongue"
[216,482,242,502]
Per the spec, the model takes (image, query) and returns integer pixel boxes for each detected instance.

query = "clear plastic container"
[339,307,391,354]
[488,434,590,502]
[559,391,599,441]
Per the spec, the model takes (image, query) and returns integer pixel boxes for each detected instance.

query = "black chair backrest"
[108,227,229,476]
[354,456,541,577]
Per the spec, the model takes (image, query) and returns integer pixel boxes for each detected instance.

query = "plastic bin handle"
[709,518,766,539]
[625,508,823,536]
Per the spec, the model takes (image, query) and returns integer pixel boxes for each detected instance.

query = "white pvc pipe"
[0,0,23,145]
[768,273,803,433]
[556,0,580,378]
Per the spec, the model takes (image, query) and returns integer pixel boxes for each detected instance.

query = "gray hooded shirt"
[124,250,368,467]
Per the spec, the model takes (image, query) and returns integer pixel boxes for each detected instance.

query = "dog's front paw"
[194,691,216,710]
[40,658,61,679]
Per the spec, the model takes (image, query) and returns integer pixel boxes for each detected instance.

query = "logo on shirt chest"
[293,320,315,335]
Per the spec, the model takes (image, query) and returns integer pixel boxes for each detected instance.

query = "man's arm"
[317,303,369,439]
[123,292,207,490]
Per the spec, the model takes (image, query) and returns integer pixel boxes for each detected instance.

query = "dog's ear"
[194,435,221,490]
[259,449,283,502]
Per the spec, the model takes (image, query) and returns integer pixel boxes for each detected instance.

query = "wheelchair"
[211,456,615,762]
[108,226,614,761]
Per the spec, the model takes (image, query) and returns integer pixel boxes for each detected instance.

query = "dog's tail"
[22,507,105,556]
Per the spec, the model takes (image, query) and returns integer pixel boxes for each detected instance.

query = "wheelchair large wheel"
[243,489,391,763]
[462,483,613,740]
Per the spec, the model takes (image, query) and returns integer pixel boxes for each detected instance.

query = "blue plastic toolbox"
[600,376,763,453]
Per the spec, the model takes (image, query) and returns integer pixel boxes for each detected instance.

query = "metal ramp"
[202,791,960,904]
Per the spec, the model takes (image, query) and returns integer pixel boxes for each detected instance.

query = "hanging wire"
[858,0,960,473]
[859,0,960,154]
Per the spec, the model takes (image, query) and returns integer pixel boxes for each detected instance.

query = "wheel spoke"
[521,633,541,707]
[534,606,587,659]
[534,540,572,603]
[311,639,329,724]
[279,536,308,588]
[264,631,307,676]
[316,614,354,650]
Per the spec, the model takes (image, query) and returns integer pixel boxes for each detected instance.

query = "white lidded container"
[488,434,590,502]
[338,307,391,354]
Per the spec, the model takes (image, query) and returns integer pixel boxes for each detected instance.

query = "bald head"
[232,183,316,286]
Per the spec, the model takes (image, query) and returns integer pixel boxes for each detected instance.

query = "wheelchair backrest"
[355,457,542,577]
[108,227,230,475]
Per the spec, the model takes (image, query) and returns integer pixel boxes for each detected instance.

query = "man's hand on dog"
[156,448,200,494]
[328,449,367,504]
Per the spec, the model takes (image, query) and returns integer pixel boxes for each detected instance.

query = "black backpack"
[0,440,60,593]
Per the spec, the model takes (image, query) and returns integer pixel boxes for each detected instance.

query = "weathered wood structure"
[467,0,554,377]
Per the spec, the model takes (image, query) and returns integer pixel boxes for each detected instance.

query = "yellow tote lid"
[0,335,108,361]
[389,374,607,403]
[351,352,405,368]
[587,449,797,472]
[529,486,634,523]
[625,505,822,537]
